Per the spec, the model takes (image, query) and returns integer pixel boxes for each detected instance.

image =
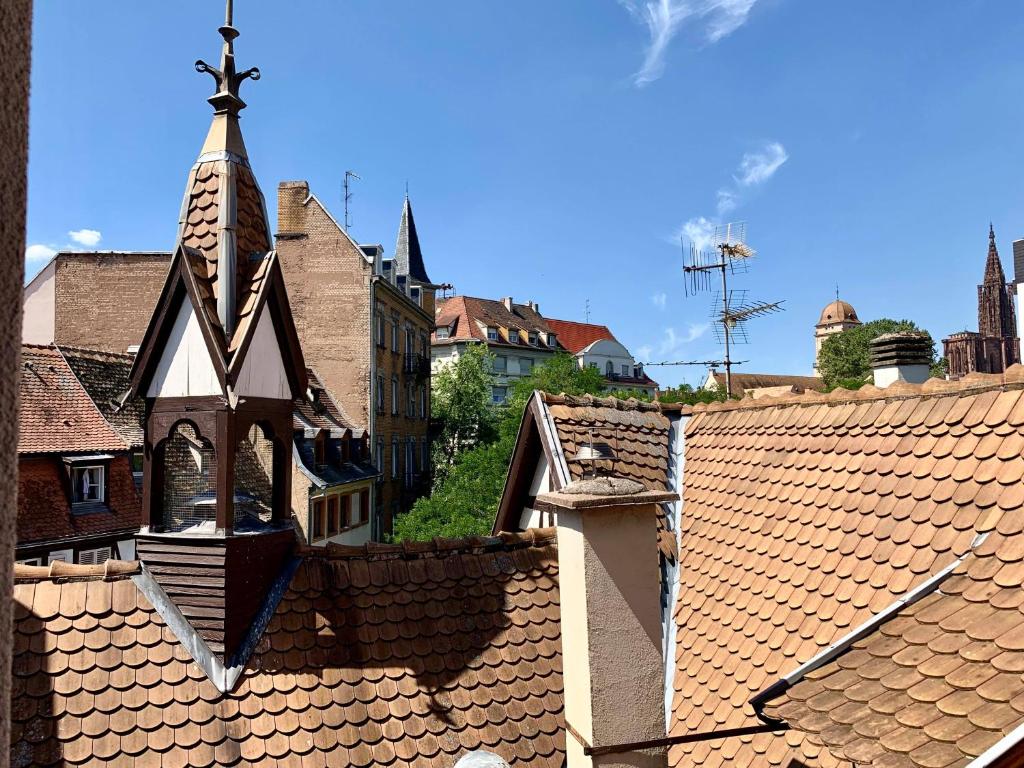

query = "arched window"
[161,422,217,533]
[605,360,614,376]
[233,422,275,529]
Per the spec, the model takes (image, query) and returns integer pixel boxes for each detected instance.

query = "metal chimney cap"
[570,443,616,463]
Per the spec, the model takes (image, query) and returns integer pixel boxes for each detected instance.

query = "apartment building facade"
[432,295,657,401]
[276,182,434,534]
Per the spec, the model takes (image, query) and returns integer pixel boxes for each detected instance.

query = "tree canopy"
[392,351,607,542]
[429,343,497,484]
[817,318,945,389]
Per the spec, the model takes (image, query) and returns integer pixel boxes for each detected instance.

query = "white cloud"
[25,244,56,262]
[68,228,102,247]
[655,323,710,357]
[734,141,788,187]
[716,188,737,215]
[652,291,668,310]
[636,344,653,362]
[678,216,716,252]
[620,0,759,86]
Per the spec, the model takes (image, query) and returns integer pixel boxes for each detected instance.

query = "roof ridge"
[302,526,558,560]
[540,390,691,415]
[58,344,137,361]
[691,365,1024,414]
[14,559,141,582]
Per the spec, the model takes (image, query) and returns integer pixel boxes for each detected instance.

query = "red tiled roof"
[762,519,1024,768]
[18,345,127,455]
[434,296,555,348]
[710,371,826,399]
[542,318,614,354]
[10,529,564,767]
[669,368,1024,768]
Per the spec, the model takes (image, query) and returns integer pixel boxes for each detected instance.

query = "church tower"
[128,1,307,673]
[943,225,1020,378]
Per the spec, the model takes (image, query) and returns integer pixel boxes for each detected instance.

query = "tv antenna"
[343,170,361,231]
[681,222,784,396]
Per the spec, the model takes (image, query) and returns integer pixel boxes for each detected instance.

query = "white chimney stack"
[870,332,932,387]
[537,478,677,768]
[502,296,513,312]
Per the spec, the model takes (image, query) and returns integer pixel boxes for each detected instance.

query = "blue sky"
[25,1,1024,388]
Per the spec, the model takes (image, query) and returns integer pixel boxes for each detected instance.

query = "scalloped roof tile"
[10,529,564,767]
[670,367,1024,768]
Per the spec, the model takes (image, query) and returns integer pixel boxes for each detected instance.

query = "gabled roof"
[293,368,363,437]
[668,368,1024,768]
[542,318,615,354]
[495,391,688,561]
[710,370,826,399]
[434,296,558,348]
[757,520,1024,768]
[59,346,144,448]
[394,196,432,284]
[10,529,564,767]
[19,345,127,455]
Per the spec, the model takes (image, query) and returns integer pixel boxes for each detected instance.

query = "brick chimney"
[537,478,677,768]
[277,180,309,238]
[870,332,932,387]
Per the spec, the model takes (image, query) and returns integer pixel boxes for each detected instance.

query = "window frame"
[312,498,325,540]
[486,326,498,342]
[493,355,507,373]
[436,326,450,340]
[391,375,399,415]
[376,374,385,413]
[72,464,106,505]
[326,496,339,535]
[391,316,400,352]
[391,436,400,479]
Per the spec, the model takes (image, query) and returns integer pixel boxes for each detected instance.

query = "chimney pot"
[869,332,932,387]
[537,481,678,767]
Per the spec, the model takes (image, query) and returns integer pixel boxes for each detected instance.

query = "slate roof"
[59,346,144,448]
[18,345,127,455]
[669,370,1024,768]
[710,370,827,399]
[293,369,364,438]
[394,196,432,284]
[10,529,564,768]
[760,519,1024,768]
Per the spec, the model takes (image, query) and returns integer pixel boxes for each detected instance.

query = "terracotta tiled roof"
[669,368,1024,768]
[541,392,682,560]
[761,520,1024,768]
[10,529,564,767]
[542,319,614,354]
[59,346,145,448]
[294,368,363,435]
[18,345,127,455]
[434,296,556,348]
[710,370,826,399]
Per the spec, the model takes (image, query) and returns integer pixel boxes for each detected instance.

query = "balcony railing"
[403,353,431,379]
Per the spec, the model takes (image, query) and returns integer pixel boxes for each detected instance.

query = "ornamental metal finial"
[194,0,260,116]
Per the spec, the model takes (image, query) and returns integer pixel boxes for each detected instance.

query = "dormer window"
[73,465,105,505]
[410,286,421,306]
[507,329,519,344]
[487,326,498,341]
[436,326,450,340]
[314,434,326,466]
[528,331,538,346]
[548,333,558,348]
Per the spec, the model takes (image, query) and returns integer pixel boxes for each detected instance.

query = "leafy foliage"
[817,318,939,389]
[656,384,729,405]
[393,351,607,542]
[430,343,497,484]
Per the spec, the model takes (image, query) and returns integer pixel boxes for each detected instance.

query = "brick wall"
[53,253,171,352]
[276,182,372,428]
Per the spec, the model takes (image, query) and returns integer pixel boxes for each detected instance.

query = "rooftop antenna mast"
[681,222,784,397]
[343,170,360,231]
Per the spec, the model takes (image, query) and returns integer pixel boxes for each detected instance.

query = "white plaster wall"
[22,259,56,344]
[234,304,291,399]
[147,302,223,398]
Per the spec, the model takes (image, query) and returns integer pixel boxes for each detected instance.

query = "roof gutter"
[966,717,1024,768]
[750,532,987,722]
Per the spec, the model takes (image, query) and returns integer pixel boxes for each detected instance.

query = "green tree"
[430,343,497,484]
[394,352,607,542]
[817,318,940,389]
[656,384,728,406]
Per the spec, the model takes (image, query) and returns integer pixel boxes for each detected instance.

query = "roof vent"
[869,332,932,388]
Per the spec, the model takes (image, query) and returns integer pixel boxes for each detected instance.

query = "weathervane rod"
[225,0,233,26]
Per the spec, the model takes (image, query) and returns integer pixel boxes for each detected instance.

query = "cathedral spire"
[984,222,1007,286]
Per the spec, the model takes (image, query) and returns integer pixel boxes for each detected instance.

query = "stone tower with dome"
[814,297,861,374]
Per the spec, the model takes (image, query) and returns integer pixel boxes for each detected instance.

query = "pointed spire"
[394,195,432,284]
[985,223,1007,285]
[195,0,260,118]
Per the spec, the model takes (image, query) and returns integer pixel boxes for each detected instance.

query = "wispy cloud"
[676,141,788,248]
[734,142,788,187]
[652,291,668,310]
[25,244,56,263]
[636,344,654,362]
[655,323,710,357]
[619,0,759,86]
[68,228,102,247]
